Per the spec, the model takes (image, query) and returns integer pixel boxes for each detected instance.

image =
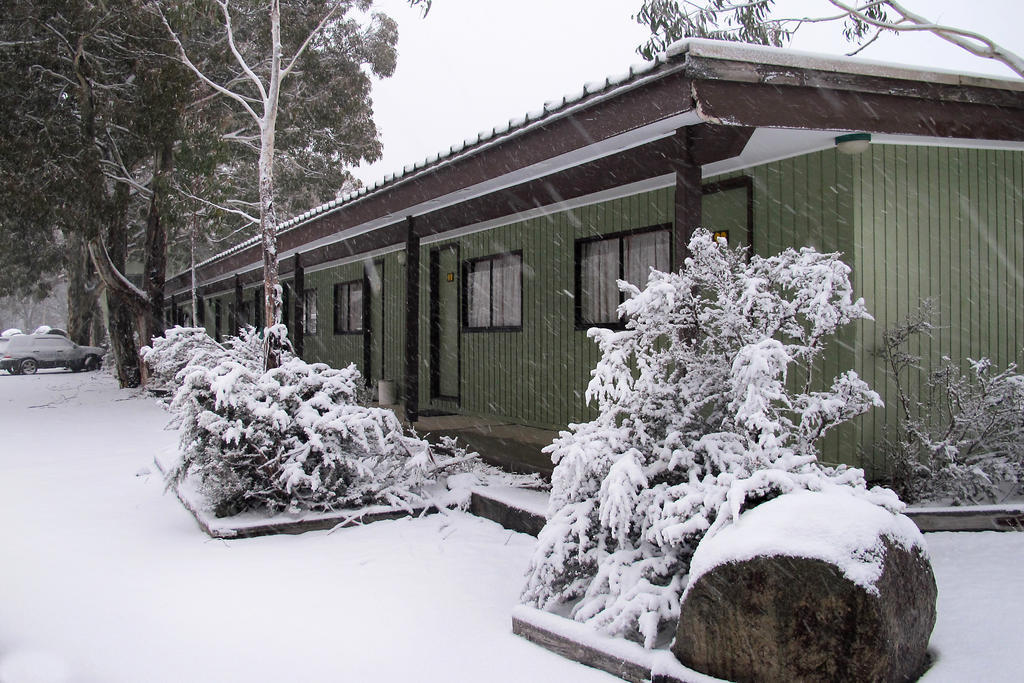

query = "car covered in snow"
[0,333,104,375]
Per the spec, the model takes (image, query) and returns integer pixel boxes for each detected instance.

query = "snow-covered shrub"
[521,229,900,647]
[141,326,234,393]
[879,305,1024,504]
[151,325,475,517]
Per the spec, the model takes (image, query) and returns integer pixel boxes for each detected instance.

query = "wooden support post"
[196,295,205,328]
[362,262,372,387]
[672,128,702,271]
[404,216,420,423]
[252,287,262,329]
[294,253,305,358]
[170,293,177,327]
[233,274,243,333]
[282,282,290,336]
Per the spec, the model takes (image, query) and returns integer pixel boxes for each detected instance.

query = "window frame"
[213,299,222,342]
[461,250,524,333]
[701,175,754,254]
[303,288,318,335]
[333,279,364,335]
[574,223,673,330]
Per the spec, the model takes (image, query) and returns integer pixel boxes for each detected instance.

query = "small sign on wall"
[713,230,730,244]
[446,272,455,282]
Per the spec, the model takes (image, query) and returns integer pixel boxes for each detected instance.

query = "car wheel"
[70,361,83,373]
[20,358,38,375]
[84,355,100,371]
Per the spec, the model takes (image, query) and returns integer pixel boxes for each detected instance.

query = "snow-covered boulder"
[672,491,936,683]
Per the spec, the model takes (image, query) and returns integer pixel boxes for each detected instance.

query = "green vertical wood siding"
[302,262,367,376]
[418,187,674,427]
[205,143,1020,480]
[850,145,1024,475]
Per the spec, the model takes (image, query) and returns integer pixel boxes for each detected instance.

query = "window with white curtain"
[333,280,363,334]
[303,288,318,335]
[577,227,671,325]
[465,252,522,329]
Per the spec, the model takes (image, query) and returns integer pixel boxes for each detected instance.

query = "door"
[430,246,460,401]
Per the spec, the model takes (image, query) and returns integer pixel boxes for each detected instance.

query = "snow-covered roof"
[193,56,671,271]
[190,39,1024,275]
[671,38,1024,91]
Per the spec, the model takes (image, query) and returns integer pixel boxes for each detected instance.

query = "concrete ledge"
[470,486,1024,536]
[470,490,547,536]
[511,606,723,683]
[905,504,1024,532]
[156,455,440,540]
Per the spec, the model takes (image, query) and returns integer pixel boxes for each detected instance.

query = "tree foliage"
[156,0,399,368]
[521,230,900,646]
[1,0,403,383]
[634,1,1024,77]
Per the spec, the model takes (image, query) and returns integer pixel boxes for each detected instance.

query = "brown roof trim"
[693,79,1024,140]
[172,41,1024,293]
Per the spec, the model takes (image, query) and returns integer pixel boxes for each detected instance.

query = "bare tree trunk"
[260,0,284,370]
[104,185,140,388]
[90,304,106,346]
[190,202,199,324]
[142,139,173,349]
[65,230,98,345]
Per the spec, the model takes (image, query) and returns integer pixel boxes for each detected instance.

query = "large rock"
[672,491,936,683]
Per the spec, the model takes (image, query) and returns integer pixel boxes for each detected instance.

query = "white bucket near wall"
[377,380,396,406]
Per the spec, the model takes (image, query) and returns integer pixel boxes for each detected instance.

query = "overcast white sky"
[351,0,1024,186]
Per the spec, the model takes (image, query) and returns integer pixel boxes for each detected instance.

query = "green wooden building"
[165,40,1024,477]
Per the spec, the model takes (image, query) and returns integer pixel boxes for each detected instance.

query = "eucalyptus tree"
[634,0,1024,76]
[156,0,399,369]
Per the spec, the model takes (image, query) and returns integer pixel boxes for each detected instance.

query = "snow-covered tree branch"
[635,0,1024,77]
[154,0,400,369]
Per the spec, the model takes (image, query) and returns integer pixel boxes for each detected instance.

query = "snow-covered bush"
[148,326,474,517]
[521,229,900,647]
[879,305,1024,505]
[141,326,238,393]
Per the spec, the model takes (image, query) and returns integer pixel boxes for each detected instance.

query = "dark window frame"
[429,245,461,402]
[333,279,364,335]
[303,288,318,335]
[214,299,223,342]
[574,223,673,330]
[461,249,524,333]
[700,175,755,254]
[251,288,263,329]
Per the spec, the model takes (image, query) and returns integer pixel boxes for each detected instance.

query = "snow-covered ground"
[1,371,1021,682]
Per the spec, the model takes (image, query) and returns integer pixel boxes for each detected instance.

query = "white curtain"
[624,230,670,289]
[348,283,363,331]
[582,239,619,323]
[467,262,491,327]
[492,254,522,327]
[305,289,317,334]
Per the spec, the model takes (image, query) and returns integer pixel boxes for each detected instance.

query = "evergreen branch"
[216,0,269,104]
[280,1,344,81]
[153,5,261,125]
[176,187,259,227]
